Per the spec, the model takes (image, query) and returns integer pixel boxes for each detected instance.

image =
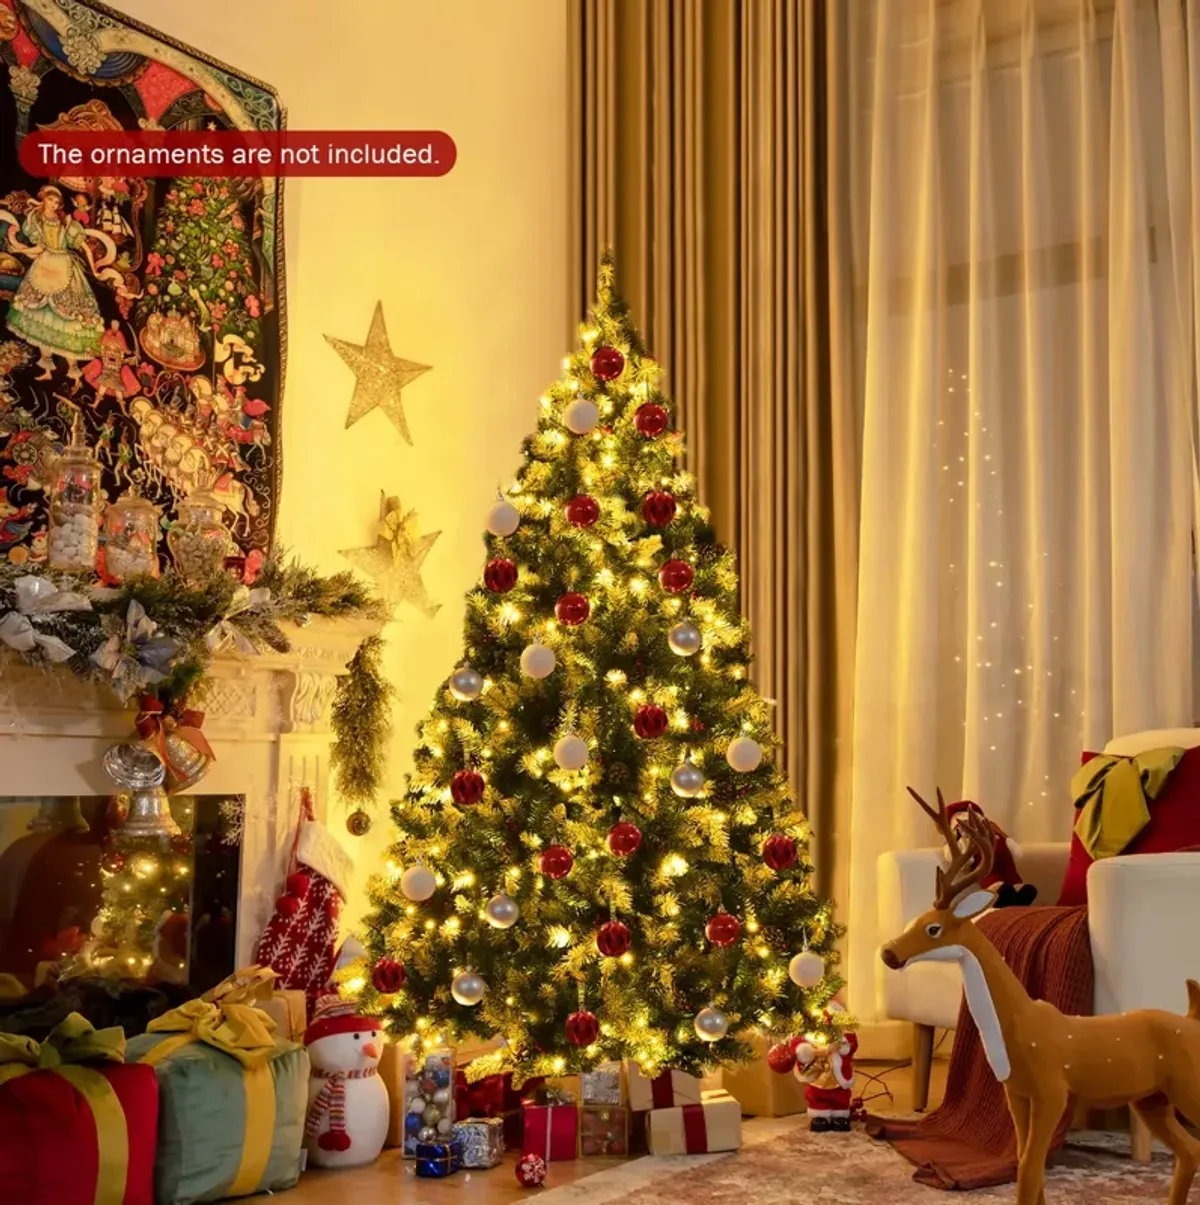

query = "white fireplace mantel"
[0,615,381,964]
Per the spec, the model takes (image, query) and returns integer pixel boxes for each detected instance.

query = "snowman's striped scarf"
[306,1066,379,1142]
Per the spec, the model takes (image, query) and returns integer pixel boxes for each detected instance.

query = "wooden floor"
[283,1059,950,1205]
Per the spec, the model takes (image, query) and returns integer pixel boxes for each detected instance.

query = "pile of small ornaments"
[403,1050,456,1153]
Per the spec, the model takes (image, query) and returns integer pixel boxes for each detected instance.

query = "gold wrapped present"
[646,1090,742,1155]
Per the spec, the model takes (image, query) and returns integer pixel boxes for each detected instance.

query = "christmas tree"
[346,257,844,1078]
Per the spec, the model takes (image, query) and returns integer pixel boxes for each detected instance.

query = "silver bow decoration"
[90,599,180,700]
[0,575,92,663]
[204,585,271,656]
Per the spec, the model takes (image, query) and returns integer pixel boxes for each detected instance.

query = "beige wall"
[108,0,572,917]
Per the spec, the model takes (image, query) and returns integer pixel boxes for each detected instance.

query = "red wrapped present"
[646,1090,742,1155]
[455,1069,543,1147]
[522,1095,579,1161]
[0,1013,158,1205]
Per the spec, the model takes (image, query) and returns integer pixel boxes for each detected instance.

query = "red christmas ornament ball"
[658,559,694,593]
[590,345,625,382]
[642,490,677,528]
[484,557,518,593]
[555,592,590,626]
[275,893,300,918]
[565,1009,600,1047]
[607,821,642,857]
[634,403,670,438]
[285,872,310,899]
[540,844,574,879]
[450,769,486,805]
[371,957,407,994]
[596,920,632,958]
[767,1041,797,1074]
[633,703,669,739]
[705,912,743,947]
[762,833,798,871]
[566,494,600,528]
[516,1152,548,1188]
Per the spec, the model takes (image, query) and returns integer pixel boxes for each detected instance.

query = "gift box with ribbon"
[455,1068,542,1148]
[451,1117,505,1168]
[645,1090,742,1156]
[581,1064,624,1105]
[626,1061,702,1111]
[414,1138,462,1178]
[126,973,309,1204]
[522,1086,579,1161]
[580,1105,629,1156]
[0,1013,159,1205]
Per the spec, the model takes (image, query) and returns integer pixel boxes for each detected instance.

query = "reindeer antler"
[906,786,995,909]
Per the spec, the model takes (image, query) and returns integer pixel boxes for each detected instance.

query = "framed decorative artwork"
[0,0,285,567]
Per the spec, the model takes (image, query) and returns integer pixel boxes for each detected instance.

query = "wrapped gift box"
[646,1090,742,1156]
[0,1013,159,1205]
[127,993,309,1203]
[415,1138,462,1178]
[522,1093,579,1161]
[626,1062,702,1111]
[455,1068,539,1149]
[452,1118,505,1168]
[580,1105,629,1156]
[717,1037,806,1117]
[581,1064,624,1105]
[256,991,307,1043]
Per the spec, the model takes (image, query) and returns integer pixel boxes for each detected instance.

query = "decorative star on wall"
[340,492,441,619]
[324,302,431,445]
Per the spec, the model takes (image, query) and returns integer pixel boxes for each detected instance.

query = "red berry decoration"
[633,703,669,739]
[607,821,642,857]
[634,402,670,437]
[762,833,798,871]
[540,844,574,879]
[450,769,486,805]
[705,912,743,947]
[565,1009,600,1047]
[555,592,590,626]
[767,1041,797,1074]
[596,920,632,958]
[285,872,311,899]
[658,559,694,593]
[371,957,407,994]
[515,1152,547,1188]
[484,557,518,593]
[566,494,600,528]
[642,490,677,528]
[590,345,625,382]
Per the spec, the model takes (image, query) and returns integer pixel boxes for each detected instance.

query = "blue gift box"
[415,1139,463,1178]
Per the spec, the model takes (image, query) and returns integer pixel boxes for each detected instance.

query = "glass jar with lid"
[47,410,101,573]
[103,487,161,582]
[167,480,235,586]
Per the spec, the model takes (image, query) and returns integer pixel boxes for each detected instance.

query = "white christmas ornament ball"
[451,970,486,1006]
[726,736,763,773]
[563,398,600,435]
[484,891,520,929]
[553,734,589,771]
[486,500,520,537]
[448,665,484,702]
[668,621,702,657]
[400,864,437,903]
[670,759,706,798]
[789,950,826,988]
[520,643,557,679]
[407,1096,426,1115]
[436,1117,453,1135]
[694,1006,729,1042]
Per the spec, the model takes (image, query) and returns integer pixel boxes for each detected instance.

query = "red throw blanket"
[865,905,1093,1190]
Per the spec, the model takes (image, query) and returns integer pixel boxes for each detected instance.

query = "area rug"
[538,1124,1174,1205]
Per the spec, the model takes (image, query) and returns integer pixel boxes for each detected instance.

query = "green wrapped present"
[126,992,309,1204]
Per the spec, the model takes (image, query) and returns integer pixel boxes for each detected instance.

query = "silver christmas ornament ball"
[400,864,437,902]
[670,759,706,798]
[433,1087,451,1105]
[485,891,520,929]
[668,621,702,657]
[486,500,521,537]
[563,398,600,435]
[789,950,826,988]
[436,1117,453,1135]
[553,734,589,771]
[451,970,486,1006]
[726,736,763,773]
[520,643,557,679]
[407,1096,426,1114]
[694,1006,729,1042]
[418,1125,437,1142]
[448,665,484,702]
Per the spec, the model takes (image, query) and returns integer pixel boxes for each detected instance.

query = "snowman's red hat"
[304,998,381,1046]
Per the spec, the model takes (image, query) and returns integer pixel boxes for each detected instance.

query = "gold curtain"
[568,0,858,902]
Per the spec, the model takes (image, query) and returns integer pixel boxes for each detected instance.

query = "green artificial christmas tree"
[345,257,844,1079]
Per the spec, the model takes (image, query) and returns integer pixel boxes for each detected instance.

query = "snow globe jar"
[167,483,234,586]
[47,412,101,573]
[103,488,161,581]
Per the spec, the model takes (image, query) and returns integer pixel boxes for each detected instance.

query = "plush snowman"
[303,1000,389,1168]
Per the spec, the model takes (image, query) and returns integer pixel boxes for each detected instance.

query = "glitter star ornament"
[325,301,431,444]
[340,492,441,619]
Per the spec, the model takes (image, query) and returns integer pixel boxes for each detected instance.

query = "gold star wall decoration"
[325,302,431,444]
[340,492,441,619]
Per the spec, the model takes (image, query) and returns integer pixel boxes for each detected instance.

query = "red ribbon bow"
[135,695,215,770]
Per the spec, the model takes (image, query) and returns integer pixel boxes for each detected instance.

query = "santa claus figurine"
[794,1031,857,1132]
[943,799,1037,908]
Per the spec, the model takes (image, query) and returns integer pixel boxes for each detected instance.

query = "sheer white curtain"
[845,0,1200,1021]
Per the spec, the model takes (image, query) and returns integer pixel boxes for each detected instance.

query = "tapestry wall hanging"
[0,0,285,567]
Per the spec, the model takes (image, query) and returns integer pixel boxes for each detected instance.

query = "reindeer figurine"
[881,787,1200,1205]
